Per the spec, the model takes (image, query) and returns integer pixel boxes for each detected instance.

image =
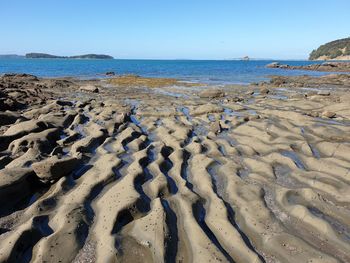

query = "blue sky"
[1,0,349,59]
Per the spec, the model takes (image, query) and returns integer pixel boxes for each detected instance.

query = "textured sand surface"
[0,74,350,262]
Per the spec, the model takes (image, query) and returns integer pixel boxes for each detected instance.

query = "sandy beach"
[0,72,349,262]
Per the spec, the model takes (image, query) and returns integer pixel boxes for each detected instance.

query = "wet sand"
[0,73,350,262]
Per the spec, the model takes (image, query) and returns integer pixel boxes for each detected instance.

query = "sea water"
[0,58,332,85]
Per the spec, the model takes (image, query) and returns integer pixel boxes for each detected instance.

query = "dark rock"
[0,111,22,125]
[105,71,116,76]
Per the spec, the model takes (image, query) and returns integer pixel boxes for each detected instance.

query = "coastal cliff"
[309,37,350,60]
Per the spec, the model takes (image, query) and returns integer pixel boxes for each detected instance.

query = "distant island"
[25,53,114,59]
[0,54,25,59]
[309,37,350,60]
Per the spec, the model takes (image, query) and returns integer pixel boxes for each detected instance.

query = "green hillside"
[309,37,350,60]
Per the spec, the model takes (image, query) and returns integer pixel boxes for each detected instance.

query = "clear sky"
[1,0,349,59]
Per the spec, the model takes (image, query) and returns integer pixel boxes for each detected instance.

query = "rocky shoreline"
[267,61,350,72]
[0,73,350,262]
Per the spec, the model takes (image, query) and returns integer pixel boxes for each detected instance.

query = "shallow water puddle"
[308,206,350,242]
[176,106,192,121]
[280,150,306,170]
[153,88,190,99]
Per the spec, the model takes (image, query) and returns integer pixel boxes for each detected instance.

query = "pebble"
[79,85,99,93]
[317,90,331,96]
[260,87,270,95]
[322,111,336,118]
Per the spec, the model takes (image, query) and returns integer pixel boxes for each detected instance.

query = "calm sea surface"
[0,59,332,85]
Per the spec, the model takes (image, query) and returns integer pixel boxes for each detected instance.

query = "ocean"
[0,58,331,85]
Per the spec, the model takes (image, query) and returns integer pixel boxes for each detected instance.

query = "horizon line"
[0,54,309,61]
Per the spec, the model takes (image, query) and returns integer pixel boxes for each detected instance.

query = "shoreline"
[267,61,350,72]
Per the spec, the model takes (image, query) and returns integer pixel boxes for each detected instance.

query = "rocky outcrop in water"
[267,61,350,72]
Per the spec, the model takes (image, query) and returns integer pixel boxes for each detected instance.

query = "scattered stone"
[80,85,99,93]
[249,115,260,120]
[231,96,244,102]
[260,87,270,95]
[270,76,288,86]
[308,111,320,118]
[243,116,250,122]
[56,100,74,106]
[209,121,222,134]
[317,90,331,96]
[322,111,336,118]
[198,89,225,99]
